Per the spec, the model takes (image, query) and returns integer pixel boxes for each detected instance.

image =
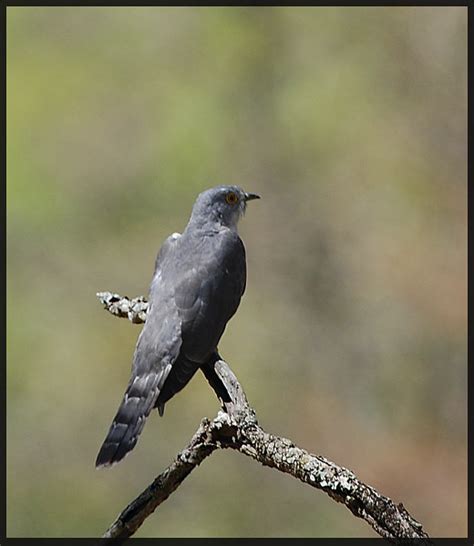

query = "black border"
[467,3,472,544]
[2,2,7,544]
[0,1,471,6]
[2,2,470,544]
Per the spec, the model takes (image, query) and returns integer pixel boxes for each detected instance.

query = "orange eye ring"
[225,192,239,205]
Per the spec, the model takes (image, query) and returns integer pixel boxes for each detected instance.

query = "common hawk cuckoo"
[96,185,260,467]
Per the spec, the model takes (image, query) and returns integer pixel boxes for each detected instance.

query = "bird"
[96,185,260,467]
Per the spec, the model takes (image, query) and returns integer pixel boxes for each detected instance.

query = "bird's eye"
[225,192,239,205]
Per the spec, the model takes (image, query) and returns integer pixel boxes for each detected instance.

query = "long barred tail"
[95,371,163,468]
[96,356,200,467]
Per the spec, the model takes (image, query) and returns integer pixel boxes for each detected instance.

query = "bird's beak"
[244,192,261,202]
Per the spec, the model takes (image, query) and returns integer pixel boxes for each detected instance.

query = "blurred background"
[7,6,467,538]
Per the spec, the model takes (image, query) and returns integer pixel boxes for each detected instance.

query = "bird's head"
[189,185,260,230]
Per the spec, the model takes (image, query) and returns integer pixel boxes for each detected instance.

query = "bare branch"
[102,415,221,539]
[98,292,431,542]
[97,291,148,324]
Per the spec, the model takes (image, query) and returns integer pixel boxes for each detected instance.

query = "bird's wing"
[152,231,181,278]
[96,233,183,468]
[178,230,246,350]
[157,230,247,410]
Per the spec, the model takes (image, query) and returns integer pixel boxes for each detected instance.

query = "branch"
[97,292,431,542]
[97,291,148,323]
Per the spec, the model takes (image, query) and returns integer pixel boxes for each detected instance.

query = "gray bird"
[96,185,260,467]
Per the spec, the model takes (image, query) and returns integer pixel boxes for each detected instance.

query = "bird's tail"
[95,372,162,468]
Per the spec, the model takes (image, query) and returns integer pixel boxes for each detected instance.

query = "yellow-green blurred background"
[7,6,467,538]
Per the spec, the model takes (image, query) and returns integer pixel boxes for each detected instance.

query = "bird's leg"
[201,355,256,423]
[201,353,232,410]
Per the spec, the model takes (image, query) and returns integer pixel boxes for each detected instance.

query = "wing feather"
[95,232,182,467]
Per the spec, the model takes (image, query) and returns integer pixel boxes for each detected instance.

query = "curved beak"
[244,192,261,202]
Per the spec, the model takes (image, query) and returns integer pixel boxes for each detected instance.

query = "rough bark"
[97,291,431,542]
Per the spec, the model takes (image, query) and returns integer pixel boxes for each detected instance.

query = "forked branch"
[97,291,431,542]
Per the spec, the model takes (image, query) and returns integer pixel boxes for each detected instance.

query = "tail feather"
[96,356,201,467]
[95,371,162,468]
